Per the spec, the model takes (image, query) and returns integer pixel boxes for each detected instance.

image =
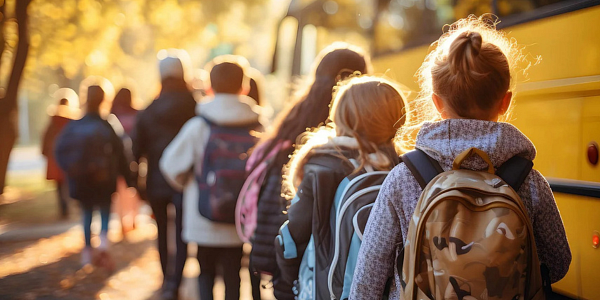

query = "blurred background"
[0,0,598,299]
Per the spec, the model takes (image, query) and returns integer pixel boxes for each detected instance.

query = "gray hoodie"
[350,119,571,299]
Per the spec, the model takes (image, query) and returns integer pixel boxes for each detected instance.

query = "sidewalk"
[0,146,273,300]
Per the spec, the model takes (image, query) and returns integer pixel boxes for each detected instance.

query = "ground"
[0,147,273,300]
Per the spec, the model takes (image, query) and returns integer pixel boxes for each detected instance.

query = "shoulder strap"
[199,115,261,130]
[401,149,444,189]
[496,155,533,191]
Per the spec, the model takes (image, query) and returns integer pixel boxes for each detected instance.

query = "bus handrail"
[546,177,600,198]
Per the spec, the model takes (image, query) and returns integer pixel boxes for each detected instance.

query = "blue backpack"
[196,116,261,224]
[327,167,389,300]
[279,164,389,300]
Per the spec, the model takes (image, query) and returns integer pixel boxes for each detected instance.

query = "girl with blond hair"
[274,75,407,299]
[245,42,372,299]
[350,16,571,299]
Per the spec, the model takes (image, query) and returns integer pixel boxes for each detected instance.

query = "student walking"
[54,81,133,269]
[274,76,407,299]
[42,88,79,219]
[132,50,196,299]
[350,16,571,300]
[110,88,140,234]
[160,55,263,300]
[238,43,372,300]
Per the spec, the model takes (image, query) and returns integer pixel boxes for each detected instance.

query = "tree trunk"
[0,0,31,194]
[0,3,6,70]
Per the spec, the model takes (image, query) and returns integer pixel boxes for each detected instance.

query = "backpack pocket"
[198,169,246,223]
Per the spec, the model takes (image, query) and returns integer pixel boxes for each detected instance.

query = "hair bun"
[448,31,483,74]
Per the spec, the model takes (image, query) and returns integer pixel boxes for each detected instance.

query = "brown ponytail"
[448,31,483,75]
[432,29,511,120]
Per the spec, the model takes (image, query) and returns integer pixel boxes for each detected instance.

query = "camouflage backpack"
[400,147,545,300]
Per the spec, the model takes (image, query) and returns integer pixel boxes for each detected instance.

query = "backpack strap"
[496,155,533,191]
[198,115,261,129]
[401,149,444,189]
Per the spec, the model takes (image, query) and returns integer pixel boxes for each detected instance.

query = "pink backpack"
[235,140,292,243]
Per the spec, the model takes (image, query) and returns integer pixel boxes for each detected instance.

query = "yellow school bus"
[275,0,600,297]
[370,3,600,298]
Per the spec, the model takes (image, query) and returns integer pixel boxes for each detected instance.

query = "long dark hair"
[254,42,372,168]
[111,88,137,115]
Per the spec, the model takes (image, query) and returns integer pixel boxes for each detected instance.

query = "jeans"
[149,193,187,288]
[81,202,111,247]
[197,245,243,300]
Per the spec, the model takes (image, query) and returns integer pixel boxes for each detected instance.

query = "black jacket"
[251,165,288,273]
[249,147,295,297]
[55,113,132,204]
[132,88,196,201]
[274,144,400,300]
[275,150,356,300]
[250,145,294,273]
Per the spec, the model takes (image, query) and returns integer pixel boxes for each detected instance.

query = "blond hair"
[397,15,528,152]
[283,76,407,197]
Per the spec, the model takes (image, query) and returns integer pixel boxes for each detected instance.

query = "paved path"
[0,147,274,300]
[0,204,274,300]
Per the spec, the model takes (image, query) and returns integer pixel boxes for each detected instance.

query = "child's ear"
[499,91,512,115]
[432,94,448,119]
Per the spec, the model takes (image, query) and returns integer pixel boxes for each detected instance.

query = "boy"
[160,55,263,300]
[132,50,195,299]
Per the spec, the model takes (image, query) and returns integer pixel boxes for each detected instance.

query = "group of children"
[260,16,570,300]
[49,15,571,300]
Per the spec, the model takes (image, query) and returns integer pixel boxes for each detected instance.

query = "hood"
[283,136,396,197]
[415,119,536,171]
[198,94,262,126]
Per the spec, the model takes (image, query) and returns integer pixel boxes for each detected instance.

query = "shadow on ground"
[0,237,159,300]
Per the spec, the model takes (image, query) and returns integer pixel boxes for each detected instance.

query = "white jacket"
[160,93,263,246]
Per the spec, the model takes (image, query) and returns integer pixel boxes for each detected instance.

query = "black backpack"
[196,116,261,224]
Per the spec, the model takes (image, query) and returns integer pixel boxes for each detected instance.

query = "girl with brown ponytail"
[352,16,570,299]
[274,76,407,299]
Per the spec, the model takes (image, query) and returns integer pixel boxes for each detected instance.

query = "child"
[160,55,262,300]
[55,78,133,268]
[350,16,571,299]
[246,43,371,300]
[42,88,80,219]
[133,50,196,300]
[110,88,140,234]
[274,76,407,299]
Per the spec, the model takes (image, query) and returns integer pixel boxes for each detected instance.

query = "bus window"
[373,0,493,55]
[371,0,594,55]
[497,0,570,17]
